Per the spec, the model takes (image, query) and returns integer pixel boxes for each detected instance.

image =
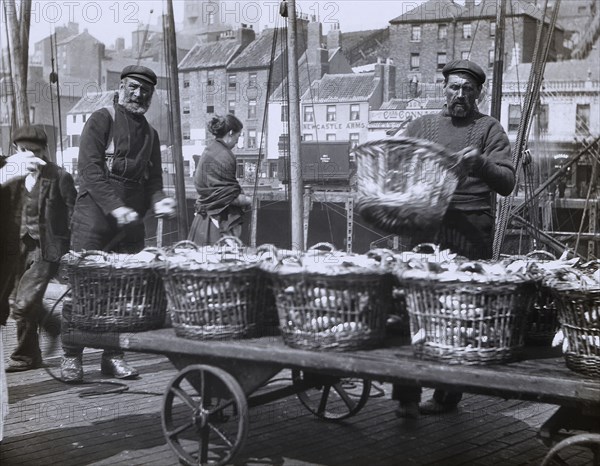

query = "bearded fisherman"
[61,65,176,383]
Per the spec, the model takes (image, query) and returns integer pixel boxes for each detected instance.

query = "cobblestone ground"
[1,319,595,466]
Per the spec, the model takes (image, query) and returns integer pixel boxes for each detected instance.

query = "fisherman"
[61,65,176,383]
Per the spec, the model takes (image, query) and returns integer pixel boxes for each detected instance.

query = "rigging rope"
[493,0,562,259]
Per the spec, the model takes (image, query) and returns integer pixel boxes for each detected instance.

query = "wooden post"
[4,0,31,126]
[165,0,189,240]
[285,0,304,251]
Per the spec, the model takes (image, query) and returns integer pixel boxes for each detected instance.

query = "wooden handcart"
[62,328,600,466]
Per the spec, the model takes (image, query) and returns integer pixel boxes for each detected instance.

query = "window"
[183,80,190,88]
[281,103,288,122]
[72,115,76,123]
[248,99,257,119]
[247,129,257,149]
[576,104,590,135]
[183,101,190,114]
[303,133,314,141]
[438,24,447,40]
[228,100,236,115]
[538,104,549,132]
[326,133,336,141]
[326,105,336,122]
[437,53,447,70]
[461,51,470,60]
[304,106,314,122]
[183,123,191,140]
[508,104,521,132]
[206,105,215,113]
[410,53,420,70]
[207,70,214,86]
[462,23,472,39]
[269,161,278,178]
[490,21,496,37]
[82,114,87,123]
[349,104,360,121]
[410,25,421,42]
[228,74,236,89]
[237,163,244,178]
[278,134,289,151]
[349,133,359,149]
[488,49,495,68]
[249,72,257,87]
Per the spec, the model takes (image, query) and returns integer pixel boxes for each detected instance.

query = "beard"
[118,91,151,114]
[448,99,471,118]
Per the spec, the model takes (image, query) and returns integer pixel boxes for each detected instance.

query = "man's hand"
[110,206,140,227]
[2,151,46,180]
[457,146,484,173]
[153,197,177,218]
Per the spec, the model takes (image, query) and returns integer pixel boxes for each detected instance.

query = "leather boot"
[100,355,139,379]
[61,355,83,383]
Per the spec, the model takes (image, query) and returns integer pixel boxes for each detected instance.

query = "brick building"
[388,0,566,98]
[178,25,256,171]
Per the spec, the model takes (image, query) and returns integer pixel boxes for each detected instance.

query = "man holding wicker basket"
[393,59,516,418]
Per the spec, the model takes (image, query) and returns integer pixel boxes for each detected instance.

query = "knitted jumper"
[405,105,515,212]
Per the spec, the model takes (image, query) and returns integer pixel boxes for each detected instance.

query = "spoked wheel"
[541,433,600,466]
[291,369,371,420]
[161,364,248,466]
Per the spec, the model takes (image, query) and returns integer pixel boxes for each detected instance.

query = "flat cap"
[120,65,157,86]
[12,125,48,149]
[442,59,486,85]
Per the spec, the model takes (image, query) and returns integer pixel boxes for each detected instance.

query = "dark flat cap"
[12,125,48,149]
[442,59,486,85]
[121,65,157,86]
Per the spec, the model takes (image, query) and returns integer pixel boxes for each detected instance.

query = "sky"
[11,0,432,51]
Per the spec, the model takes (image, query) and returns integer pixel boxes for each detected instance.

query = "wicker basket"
[549,281,600,378]
[352,137,464,234]
[160,238,262,340]
[62,249,167,332]
[401,271,536,365]
[269,243,393,351]
[523,251,560,346]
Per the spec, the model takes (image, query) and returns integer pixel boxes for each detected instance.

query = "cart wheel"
[291,370,371,421]
[161,364,248,466]
[541,433,600,466]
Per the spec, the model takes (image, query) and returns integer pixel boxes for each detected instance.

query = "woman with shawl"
[188,114,251,245]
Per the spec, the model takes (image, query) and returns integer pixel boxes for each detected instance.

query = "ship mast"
[284,0,305,250]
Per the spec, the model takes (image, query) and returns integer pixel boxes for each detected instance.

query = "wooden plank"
[63,328,600,407]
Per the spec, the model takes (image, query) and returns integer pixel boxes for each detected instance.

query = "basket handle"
[77,250,111,262]
[411,243,440,255]
[215,236,244,249]
[526,250,557,261]
[308,242,337,252]
[169,240,201,251]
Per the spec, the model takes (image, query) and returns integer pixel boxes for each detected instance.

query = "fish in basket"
[352,136,465,234]
[61,249,167,332]
[546,262,600,378]
[267,243,394,351]
[503,250,579,346]
[159,237,264,340]
[396,258,538,365]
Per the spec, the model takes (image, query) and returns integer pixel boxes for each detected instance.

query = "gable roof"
[390,0,556,24]
[300,73,379,103]
[102,56,167,78]
[178,39,245,70]
[228,28,286,70]
[271,52,327,100]
[390,0,462,23]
